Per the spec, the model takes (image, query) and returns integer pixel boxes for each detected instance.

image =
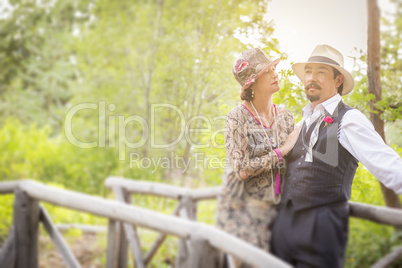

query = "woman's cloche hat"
[233,48,280,90]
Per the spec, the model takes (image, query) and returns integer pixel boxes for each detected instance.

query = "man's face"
[303,63,343,104]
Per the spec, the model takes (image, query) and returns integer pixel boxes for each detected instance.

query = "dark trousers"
[271,200,349,268]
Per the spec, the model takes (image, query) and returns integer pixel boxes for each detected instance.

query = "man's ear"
[335,73,344,88]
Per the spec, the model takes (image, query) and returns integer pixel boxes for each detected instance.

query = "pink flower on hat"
[234,59,249,73]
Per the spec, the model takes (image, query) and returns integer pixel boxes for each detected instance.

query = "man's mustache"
[305,83,322,90]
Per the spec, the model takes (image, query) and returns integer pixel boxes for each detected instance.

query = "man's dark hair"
[333,67,344,95]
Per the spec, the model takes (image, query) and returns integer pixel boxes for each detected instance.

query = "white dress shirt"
[300,94,402,195]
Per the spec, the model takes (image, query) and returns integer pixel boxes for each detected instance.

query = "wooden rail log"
[105,177,221,201]
[56,224,107,233]
[0,181,20,194]
[371,246,402,268]
[16,180,290,268]
[349,201,402,227]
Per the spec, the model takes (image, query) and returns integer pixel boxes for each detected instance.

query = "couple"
[216,45,402,268]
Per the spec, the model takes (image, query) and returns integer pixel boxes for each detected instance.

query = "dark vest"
[282,101,359,210]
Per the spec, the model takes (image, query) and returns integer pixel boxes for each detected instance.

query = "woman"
[216,48,299,266]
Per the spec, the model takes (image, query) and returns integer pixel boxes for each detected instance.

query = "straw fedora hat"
[233,48,280,90]
[292,44,354,95]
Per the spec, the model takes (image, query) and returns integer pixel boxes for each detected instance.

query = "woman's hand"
[279,126,302,156]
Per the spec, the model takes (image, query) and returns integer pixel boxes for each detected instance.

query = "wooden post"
[117,222,129,268]
[106,218,129,268]
[114,187,144,268]
[0,226,16,268]
[107,219,120,268]
[185,237,220,268]
[176,196,197,268]
[367,0,402,209]
[14,189,39,268]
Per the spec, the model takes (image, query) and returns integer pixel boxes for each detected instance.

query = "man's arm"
[339,109,402,194]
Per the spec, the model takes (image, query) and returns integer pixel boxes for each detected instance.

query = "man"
[271,44,402,268]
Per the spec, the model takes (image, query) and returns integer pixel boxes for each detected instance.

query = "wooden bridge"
[0,177,401,268]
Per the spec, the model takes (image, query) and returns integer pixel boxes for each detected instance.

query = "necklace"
[252,105,274,126]
[250,101,281,204]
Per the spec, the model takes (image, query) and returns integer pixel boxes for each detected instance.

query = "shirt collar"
[302,94,342,118]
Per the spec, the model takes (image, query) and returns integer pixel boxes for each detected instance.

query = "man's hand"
[279,126,302,156]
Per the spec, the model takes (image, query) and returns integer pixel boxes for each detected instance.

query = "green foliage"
[0,195,14,245]
[380,0,402,123]
[343,7,402,265]
[346,163,402,268]
[346,0,402,146]
[69,0,280,183]
[274,64,308,123]
[138,229,178,267]
[0,0,91,130]
[0,118,119,194]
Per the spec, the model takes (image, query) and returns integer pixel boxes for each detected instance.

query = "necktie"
[305,112,325,162]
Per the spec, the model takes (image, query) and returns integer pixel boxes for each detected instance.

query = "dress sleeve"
[284,108,295,134]
[225,107,279,181]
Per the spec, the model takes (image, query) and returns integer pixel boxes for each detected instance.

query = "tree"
[380,0,402,146]
[70,0,280,184]
[0,0,91,130]
[366,0,401,209]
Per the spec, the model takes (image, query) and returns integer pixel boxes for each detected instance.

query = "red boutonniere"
[323,116,333,127]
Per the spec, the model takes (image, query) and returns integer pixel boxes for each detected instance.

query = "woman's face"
[254,65,280,96]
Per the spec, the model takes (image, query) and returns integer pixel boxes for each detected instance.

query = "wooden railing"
[104,176,222,267]
[104,176,402,268]
[1,178,402,268]
[0,179,291,268]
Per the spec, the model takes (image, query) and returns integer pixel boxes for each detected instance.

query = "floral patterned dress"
[216,104,294,253]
